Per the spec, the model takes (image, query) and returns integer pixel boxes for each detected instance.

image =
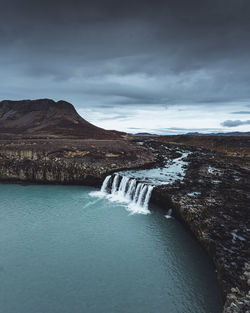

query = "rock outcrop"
[0,139,154,186]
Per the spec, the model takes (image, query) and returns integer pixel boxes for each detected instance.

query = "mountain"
[0,99,122,139]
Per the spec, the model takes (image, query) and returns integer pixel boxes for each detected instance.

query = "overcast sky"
[1,0,250,134]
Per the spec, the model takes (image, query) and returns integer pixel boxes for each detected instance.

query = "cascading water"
[91,149,191,214]
[96,174,154,214]
[100,175,111,193]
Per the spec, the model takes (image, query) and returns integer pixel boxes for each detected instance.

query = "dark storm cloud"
[0,0,250,112]
[231,111,250,114]
[152,127,223,133]
[221,120,250,127]
[101,114,132,121]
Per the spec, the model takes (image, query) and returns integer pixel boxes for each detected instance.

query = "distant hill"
[186,131,250,136]
[133,132,159,137]
[0,99,122,139]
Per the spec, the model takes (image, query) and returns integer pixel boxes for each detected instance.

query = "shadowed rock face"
[0,139,155,186]
[0,99,122,139]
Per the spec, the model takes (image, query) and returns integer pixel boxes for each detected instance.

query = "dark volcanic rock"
[158,135,250,156]
[0,99,122,139]
[0,139,155,186]
[145,140,250,313]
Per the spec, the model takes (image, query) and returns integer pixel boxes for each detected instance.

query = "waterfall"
[111,174,120,194]
[100,175,112,193]
[100,174,154,214]
[144,185,154,209]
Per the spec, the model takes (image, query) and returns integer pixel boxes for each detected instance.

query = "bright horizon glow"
[79,102,250,135]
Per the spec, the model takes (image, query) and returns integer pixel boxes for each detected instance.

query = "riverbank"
[0,139,154,186]
[147,140,250,313]
[0,138,249,312]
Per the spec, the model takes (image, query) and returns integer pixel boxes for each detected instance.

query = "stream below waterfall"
[0,184,223,313]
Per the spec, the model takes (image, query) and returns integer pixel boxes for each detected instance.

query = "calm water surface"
[0,184,223,313]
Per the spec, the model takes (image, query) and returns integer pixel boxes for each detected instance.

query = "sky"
[1,0,250,134]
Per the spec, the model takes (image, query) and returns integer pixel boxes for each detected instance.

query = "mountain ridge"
[0,99,122,139]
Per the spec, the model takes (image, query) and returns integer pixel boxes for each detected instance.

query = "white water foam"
[120,151,191,186]
[101,175,112,193]
[165,209,173,219]
[90,174,154,215]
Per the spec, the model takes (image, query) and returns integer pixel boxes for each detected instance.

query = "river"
[0,184,223,313]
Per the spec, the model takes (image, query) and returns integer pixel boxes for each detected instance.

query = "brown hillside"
[0,99,122,139]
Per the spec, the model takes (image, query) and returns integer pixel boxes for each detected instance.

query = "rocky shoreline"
[0,138,249,313]
[147,140,250,313]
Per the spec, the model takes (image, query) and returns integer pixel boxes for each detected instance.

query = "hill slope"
[0,99,122,139]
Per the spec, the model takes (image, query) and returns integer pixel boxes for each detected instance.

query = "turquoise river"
[0,184,223,313]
